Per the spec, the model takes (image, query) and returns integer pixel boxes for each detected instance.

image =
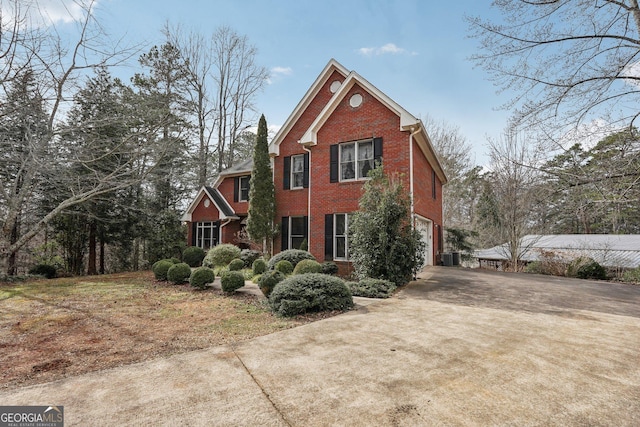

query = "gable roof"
[212,157,253,188]
[181,185,237,222]
[268,59,447,184]
[475,234,640,269]
[269,59,349,157]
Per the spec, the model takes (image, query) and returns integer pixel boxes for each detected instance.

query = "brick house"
[182,59,447,272]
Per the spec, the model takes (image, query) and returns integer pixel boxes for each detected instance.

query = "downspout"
[302,144,312,250]
[409,124,421,223]
[409,124,421,278]
[218,217,233,244]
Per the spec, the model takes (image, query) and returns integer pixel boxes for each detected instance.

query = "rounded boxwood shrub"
[220,270,245,293]
[189,267,215,290]
[347,278,397,298]
[252,258,267,275]
[182,246,206,267]
[203,244,242,268]
[275,260,293,275]
[567,257,607,280]
[28,264,57,279]
[167,262,192,284]
[622,267,640,284]
[257,270,285,297]
[269,273,354,317]
[576,260,607,280]
[240,249,262,268]
[228,258,245,271]
[152,259,174,281]
[293,259,322,275]
[321,261,339,276]
[267,249,316,270]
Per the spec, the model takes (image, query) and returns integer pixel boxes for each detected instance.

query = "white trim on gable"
[299,71,419,146]
[268,59,349,157]
[181,186,238,222]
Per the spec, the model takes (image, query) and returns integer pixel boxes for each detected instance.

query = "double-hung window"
[289,216,306,249]
[334,213,349,260]
[339,139,374,181]
[330,137,381,184]
[291,154,305,189]
[239,176,250,202]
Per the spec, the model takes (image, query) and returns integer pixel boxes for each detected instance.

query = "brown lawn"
[0,271,324,390]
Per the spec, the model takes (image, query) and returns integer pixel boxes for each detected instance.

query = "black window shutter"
[283,156,291,190]
[303,216,309,240]
[233,177,239,202]
[191,222,197,246]
[281,217,289,251]
[324,214,333,260]
[374,137,383,165]
[330,145,339,183]
[303,153,310,188]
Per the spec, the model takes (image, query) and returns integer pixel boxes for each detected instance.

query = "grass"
[0,271,317,390]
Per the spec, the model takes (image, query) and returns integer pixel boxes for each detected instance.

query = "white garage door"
[415,217,433,267]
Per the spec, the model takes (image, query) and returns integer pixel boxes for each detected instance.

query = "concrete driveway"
[2,267,639,426]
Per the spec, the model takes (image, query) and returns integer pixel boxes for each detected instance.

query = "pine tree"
[246,115,276,255]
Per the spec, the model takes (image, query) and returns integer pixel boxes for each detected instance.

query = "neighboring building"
[182,59,447,273]
[475,234,640,271]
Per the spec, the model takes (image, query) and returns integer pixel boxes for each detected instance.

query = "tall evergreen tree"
[349,164,425,286]
[246,114,276,255]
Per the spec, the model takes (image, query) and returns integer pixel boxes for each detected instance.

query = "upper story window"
[340,140,373,181]
[291,154,305,189]
[234,175,250,202]
[330,137,382,183]
[283,153,309,190]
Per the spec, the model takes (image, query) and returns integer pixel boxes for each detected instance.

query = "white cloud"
[271,66,292,76]
[357,43,417,57]
[267,66,293,84]
[1,0,92,28]
[558,119,618,151]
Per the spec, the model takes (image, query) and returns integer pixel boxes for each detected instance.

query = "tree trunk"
[87,220,97,275]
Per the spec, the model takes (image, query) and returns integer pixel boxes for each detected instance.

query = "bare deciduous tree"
[0,0,165,274]
[468,1,640,134]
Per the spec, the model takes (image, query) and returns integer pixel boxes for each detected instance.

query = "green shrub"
[622,267,640,284]
[267,249,316,270]
[252,258,267,275]
[182,246,206,267]
[189,267,215,289]
[257,270,285,297]
[269,273,353,317]
[170,257,181,264]
[228,258,245,271]
[220,270,245,293]
[299,238,308,251]
[320,261,339,276]
[28,264,57,279]
[576,260,607,280]
[203,244,242,268]
[567,257,607,280]
[524,261,544,275]
[152,259,174,281]
[167,262,192,284]
[293,259,322,275]
[347,278,397,298]
[275,260,294,275]
[240,249,262,268]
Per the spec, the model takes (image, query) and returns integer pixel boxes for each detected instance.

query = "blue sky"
[38,0,512,165]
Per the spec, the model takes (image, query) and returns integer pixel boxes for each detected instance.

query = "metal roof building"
[475,234,640,269]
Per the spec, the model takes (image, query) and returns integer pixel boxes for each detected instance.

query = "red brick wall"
[412,139,444,265]
[187,194,221,245]
[218,176,249,215]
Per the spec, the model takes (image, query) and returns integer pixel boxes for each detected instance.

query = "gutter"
[302,143,312,249]
[409,123,421,223]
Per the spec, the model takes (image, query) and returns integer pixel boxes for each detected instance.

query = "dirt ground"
[0,271,332,390]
